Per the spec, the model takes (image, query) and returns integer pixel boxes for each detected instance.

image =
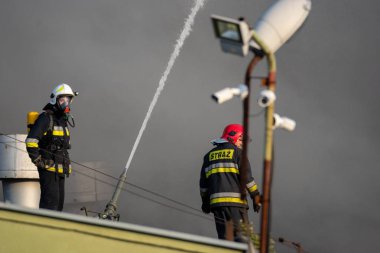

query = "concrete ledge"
[0,202,248,253]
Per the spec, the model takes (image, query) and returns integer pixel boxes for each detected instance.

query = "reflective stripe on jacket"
[25,108,71,175]
[199,141,257,208]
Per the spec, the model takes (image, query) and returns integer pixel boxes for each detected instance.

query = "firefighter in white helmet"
[25,83,77,211]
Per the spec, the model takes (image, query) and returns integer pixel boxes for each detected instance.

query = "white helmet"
[49,83,75,105]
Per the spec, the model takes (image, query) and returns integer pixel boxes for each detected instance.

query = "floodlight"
[250,0,312,53]
[211,15,252,56]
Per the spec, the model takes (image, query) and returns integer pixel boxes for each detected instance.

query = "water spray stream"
[101,0,206,220]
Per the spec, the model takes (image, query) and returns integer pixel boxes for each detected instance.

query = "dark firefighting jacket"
[199,141,258,209]
[25,104,72,175]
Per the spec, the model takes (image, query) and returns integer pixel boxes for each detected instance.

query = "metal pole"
[240,55,263,198]
[239,55,262,252]
[259,50,276,253]
[260,50,276,253]
[246,31,277,253]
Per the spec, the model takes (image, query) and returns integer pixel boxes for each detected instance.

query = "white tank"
[0,134,40,208]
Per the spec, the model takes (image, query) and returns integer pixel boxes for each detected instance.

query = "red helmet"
[221,124,244,144]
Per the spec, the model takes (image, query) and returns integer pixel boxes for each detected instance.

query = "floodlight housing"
[250,0,312,53]
[211,15,252,56]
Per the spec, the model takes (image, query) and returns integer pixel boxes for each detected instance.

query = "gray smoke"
[1,1,380,252]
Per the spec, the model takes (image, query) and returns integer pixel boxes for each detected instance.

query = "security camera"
[211,15,252,56]
[273,113,296,131]
[211,84,248,104]
[258,90,276,107]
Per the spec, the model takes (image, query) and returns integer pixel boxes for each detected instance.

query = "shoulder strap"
[48,113,54,132]
[43,110,55,132]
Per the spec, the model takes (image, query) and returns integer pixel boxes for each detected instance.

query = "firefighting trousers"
[38,168,65,211]
[213,206,248,242]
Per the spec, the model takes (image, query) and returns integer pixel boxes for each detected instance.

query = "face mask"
[57,96,72,111]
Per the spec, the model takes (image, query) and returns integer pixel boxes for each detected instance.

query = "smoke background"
[1,0,379,252]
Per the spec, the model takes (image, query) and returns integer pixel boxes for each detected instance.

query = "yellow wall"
[0,205,246,253]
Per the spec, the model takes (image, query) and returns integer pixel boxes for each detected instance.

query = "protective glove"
[45,159,54,168]
[252,190,261,213]
[33,156,45,168]
[33,156,54,168]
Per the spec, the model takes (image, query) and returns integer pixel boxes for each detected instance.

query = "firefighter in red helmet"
[199,124,260,242]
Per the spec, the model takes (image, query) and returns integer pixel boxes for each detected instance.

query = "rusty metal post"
[239,55,263,253]
[259,51,276,253]
[240,55,263,198]
[225,220,234,241]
